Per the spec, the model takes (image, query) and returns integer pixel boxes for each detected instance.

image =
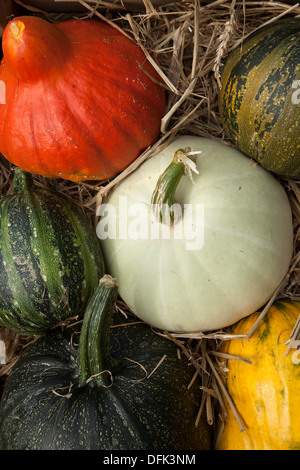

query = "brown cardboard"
[18,0,181,13]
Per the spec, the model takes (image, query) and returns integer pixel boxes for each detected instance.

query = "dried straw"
[1,0,300,446]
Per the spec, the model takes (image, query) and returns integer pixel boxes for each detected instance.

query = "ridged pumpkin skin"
[0,169,105,335]
[99,135,293,332]
[0,16,165,182]
[219,19,300,178]
[0,278,212,450]
[217,301,300,450]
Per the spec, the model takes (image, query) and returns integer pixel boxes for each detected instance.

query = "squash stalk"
[10,169,34,194]
[77,275,119,388]
[151,147,199,225]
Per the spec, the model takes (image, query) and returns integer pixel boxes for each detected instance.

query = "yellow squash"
[217,300,300,450]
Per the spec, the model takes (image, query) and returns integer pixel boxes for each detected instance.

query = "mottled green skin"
[0,171,104,334]
[0,311,212,450]
[219,19,300,178]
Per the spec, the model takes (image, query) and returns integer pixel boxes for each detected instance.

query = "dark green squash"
[0,275,212,450]
[219,18,300,178]
[0,169,105,335]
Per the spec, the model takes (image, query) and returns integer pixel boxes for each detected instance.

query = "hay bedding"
[0,0,300,446]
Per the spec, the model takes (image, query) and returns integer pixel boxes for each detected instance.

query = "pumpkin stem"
[11,168,35,194]
[151,147,200,225]
[77,274,119,388]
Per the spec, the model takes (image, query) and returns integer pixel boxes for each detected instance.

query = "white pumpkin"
[98,136,293,332]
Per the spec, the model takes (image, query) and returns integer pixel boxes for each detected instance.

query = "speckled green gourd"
[0,169,105,334]
[0,276,212,450]
[219,18,300,178]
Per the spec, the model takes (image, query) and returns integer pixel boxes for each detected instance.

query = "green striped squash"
[219,18,300,178]
[0,275,212,450]
[0,169,105,335]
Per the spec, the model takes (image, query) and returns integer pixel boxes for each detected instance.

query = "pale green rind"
[99,135,294,333]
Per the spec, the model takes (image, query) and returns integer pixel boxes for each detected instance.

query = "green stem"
[11,168,35,194]
[151,147,197,225]
[77,275,119,388]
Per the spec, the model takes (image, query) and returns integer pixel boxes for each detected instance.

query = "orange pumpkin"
[217,301,300,450]
[0,16,165,182]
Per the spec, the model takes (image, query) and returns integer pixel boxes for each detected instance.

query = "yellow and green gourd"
[217,300,300,450]
[219,18,300,178]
